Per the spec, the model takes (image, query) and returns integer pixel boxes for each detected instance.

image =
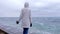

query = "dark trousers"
[23,28,29,34]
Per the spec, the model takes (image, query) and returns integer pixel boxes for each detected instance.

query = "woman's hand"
[16,21,19,24]
[30,23,32,27]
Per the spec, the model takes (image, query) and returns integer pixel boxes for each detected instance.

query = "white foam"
[29,28,52,34]
[39,23,44,26]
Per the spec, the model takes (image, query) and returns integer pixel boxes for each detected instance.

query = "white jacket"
[18,8,31,28]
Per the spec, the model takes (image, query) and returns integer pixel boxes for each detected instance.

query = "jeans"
[23,28,29,34]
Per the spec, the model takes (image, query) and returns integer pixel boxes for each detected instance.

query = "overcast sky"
[0,0,60,17]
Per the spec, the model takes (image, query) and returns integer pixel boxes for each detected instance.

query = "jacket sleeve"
[29,10,32,23]
[18,9,23,22]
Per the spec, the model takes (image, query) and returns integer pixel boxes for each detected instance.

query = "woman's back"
[21,8,31,28]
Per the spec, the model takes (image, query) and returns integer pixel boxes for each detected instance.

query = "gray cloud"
[31,3,60,17]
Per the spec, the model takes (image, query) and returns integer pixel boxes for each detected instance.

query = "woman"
[16,2,32,34]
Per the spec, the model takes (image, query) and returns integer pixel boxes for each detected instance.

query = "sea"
[0,17,60,34]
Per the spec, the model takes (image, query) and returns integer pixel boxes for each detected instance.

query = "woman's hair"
[24,2,29,8]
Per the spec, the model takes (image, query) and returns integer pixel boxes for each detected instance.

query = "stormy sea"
[0,17,60,34]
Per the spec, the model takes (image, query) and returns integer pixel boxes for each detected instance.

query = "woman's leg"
[23,28,29,34]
